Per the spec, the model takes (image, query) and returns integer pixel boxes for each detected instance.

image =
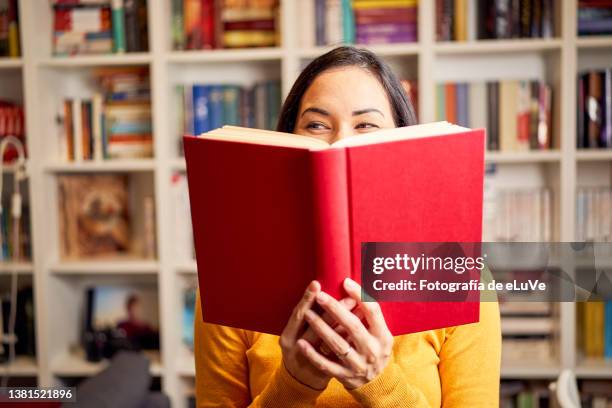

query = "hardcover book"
[184,122,485,336]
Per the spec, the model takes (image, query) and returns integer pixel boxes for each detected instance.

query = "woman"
[195,46,501,407]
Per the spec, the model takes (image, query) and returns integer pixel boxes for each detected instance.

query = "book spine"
[454,0,467,42]
[111,0,126,52]
[223,85,240,126]
[184,0,202,49]
[192,85,210,135]
[605,69,612,148]
[208,84,224,129]
[577,74,586,148]
[201,0,215,49]
[123,0,139,52]
[172,0,184,49]
[341,0,355,43]
[541,0,553,38]
[310,149,351,299]
[8,0,19,57]
[445,83,457,124]
[72,99,83,161]
[487,81,500,151]
[456,82,469,127]
[325,0,343,45]
[315,0,326,46]
[605,301,612,359]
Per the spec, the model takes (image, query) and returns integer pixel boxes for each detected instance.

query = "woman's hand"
[280,280,357,391]
[296,278,394,390]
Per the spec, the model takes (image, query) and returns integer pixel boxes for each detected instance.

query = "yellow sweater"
[194,295,501,407]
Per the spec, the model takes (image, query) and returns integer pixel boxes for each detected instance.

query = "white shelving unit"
[0,0,608,406]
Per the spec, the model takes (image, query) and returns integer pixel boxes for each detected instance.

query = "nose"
[328,124,353,144]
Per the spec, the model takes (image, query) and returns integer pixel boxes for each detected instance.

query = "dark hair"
[276,46,417,133]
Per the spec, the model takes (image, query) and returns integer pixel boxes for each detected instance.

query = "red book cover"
[184,124,484,336]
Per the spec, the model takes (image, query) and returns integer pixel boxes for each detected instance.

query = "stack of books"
[0,100,26,162]
[576,187,612,243]
[577,69,612,149]
[299,0,418,47]
[577,301,612,360]
[172,0,280,50]
[52,0,148,56]
[437,0,554,42]
[58,66,152,161]
[436,81,553,151]
[0,0,20,57]
[177,80,281,139]
[483,186,552,242]
[578,0,612,36]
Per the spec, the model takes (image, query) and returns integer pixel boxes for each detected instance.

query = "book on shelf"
[57,66,152,161]
[184,121,484,336]
[300,0,417,47]
[437,0,555,42]
[577,301,612,360]
[577,69,612,149]
[437,80,553,152]
[0,0,20,57]
[0,100,26,162]
[576,187,612,243]
[52,0,148,56]
[172,0,280,50]
[177,80,280,151]
[578,0,612,36]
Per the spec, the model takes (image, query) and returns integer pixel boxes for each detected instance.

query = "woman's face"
[293,66,396,144]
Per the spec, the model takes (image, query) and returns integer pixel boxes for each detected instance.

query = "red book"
[184,123,485,336]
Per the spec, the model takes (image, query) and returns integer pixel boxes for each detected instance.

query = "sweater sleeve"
[438,301,502,407]
[194,292,324,407]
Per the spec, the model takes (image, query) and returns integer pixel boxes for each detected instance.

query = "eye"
[306,122,329,130]
[355,122,379,129]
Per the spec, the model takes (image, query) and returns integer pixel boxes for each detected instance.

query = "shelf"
[175,260,197,275]
[44,160,156,173]
[176,356,195,377]
[51,350,161,377]
[0,58,23,69]
[38,53,151,67]
[0,356,38,376]
[575,358,612,379]
[0,262,34,274]
[49,259,159,275]
[577,36,612,49]
[576,149,612,161]
[501,361,561,379]
[485,150,562,163]
[435,38,563,54]
[167,47,283,63]
[298,42,420,59]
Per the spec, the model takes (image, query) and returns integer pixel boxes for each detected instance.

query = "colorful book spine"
[111,0,126,53]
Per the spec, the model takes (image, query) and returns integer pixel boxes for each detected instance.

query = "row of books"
[437,0,554,42]
[576,188,612,243]
[53,0,148,56]
[58,174,156,260]
[500,381,555,408]
[58,67,152,161]
[436,80,553,152]
[178,80,281,139]
[172,0,280,50]
[482,187,552,242]
[579,380,612,408]
[577,69,612,149]
[578,301,612,359]
[300,0,418,47]
[0,200,31,262]
[0,100,26,162]
[578,0,612,36]
[0,0,19,57]
[500,302,555,365]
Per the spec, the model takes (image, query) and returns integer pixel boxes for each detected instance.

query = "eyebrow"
[300,107,385,117]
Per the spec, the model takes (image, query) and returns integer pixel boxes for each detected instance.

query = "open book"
[184,122,485,336]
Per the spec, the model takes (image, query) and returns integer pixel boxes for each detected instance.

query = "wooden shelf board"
[51,350,161,377]
[577,36,612,49]
[44,160,156,173]
[435,38,563,54]
[298,42,419,59]
[167,47,283,63]
[0,58,23,68]
[38,53,151,67]
[485,150,562,163]
[0,262,34,273]
[575,358,612,379]
[0,356,38,376]
[49,259,159,275]
[576,149,612,161]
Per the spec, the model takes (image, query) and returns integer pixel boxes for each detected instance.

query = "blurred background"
[0,0,610,407]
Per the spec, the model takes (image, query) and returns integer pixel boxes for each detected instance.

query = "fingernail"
[308,280,320,293]
[316,291,328,304]
[344,278,360,291]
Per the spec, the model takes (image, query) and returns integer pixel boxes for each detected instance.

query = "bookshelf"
[0,0,607,406]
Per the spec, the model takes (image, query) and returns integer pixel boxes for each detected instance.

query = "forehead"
[299,66,391,112]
